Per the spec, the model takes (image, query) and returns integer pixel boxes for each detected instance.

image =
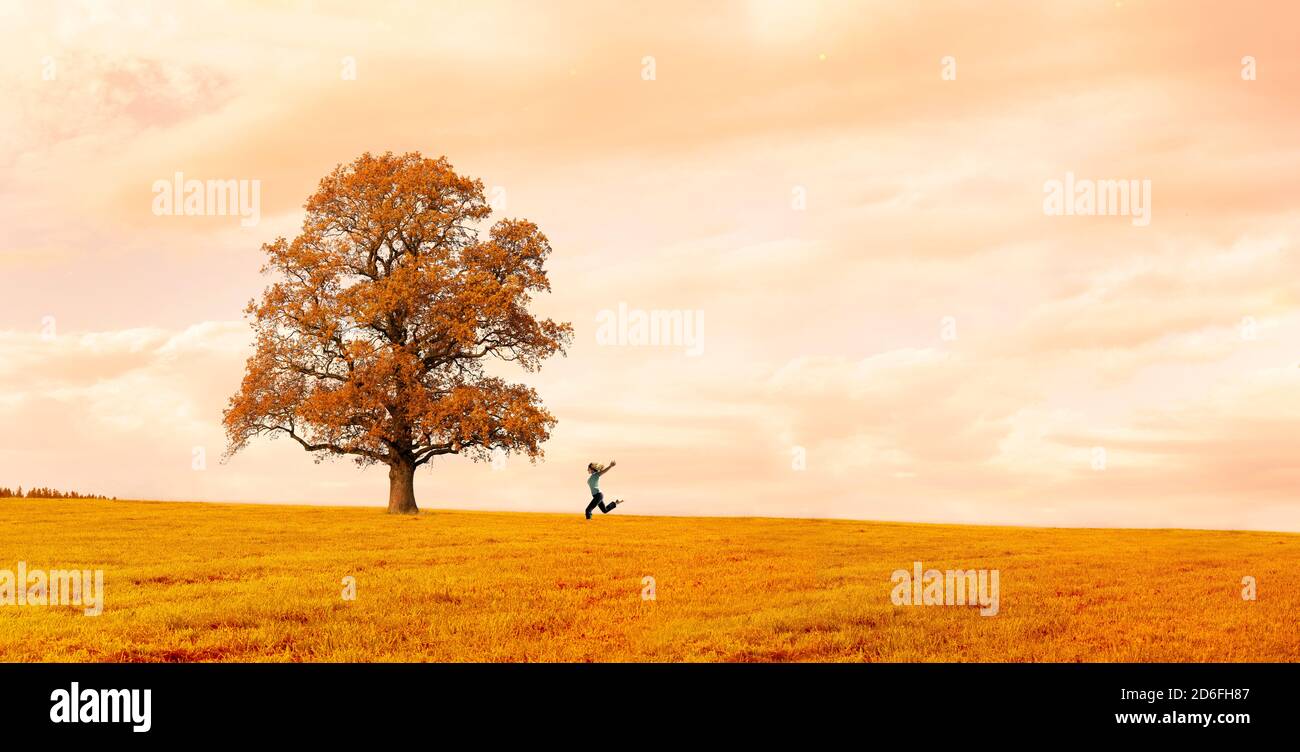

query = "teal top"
[587,472,600,494]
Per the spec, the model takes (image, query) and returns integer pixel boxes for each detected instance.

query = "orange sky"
[2,0,1299,530]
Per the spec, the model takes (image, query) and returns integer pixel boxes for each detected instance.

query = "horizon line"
[10,496,1298,537]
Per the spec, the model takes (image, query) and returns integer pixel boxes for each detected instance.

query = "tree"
[223,152,573,514]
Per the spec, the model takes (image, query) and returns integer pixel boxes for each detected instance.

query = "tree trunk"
[387,460,419,514]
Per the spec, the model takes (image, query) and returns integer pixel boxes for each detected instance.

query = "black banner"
[0,662,1287,740]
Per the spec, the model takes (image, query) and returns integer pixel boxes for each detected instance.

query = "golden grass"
[1,498,1297,662]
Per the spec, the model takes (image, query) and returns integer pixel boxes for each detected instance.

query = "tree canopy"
[223,152,572,513]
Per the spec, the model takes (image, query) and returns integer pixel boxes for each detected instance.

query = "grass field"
[1,499,1297,662]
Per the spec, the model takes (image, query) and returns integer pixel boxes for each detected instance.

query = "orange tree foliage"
[223,152,572,513]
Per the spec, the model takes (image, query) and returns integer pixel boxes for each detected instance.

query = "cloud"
[1,1,1299,529]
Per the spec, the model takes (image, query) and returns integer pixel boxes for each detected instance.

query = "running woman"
[585,460,623,519]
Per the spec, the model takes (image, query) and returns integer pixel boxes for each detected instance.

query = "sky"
[1,0,1298,530]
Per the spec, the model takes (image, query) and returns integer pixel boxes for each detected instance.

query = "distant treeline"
[0,486,115,500]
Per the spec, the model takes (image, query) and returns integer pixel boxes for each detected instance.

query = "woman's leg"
[585,493,603,519]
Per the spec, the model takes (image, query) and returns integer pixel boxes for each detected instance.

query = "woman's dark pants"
[585,492,616,519]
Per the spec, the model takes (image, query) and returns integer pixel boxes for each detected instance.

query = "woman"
[585,460,624,519]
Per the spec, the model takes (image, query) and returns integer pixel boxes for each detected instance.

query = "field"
[1,499,1297,662]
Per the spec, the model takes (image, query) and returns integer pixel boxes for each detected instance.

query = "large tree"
[223,152,572,514]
